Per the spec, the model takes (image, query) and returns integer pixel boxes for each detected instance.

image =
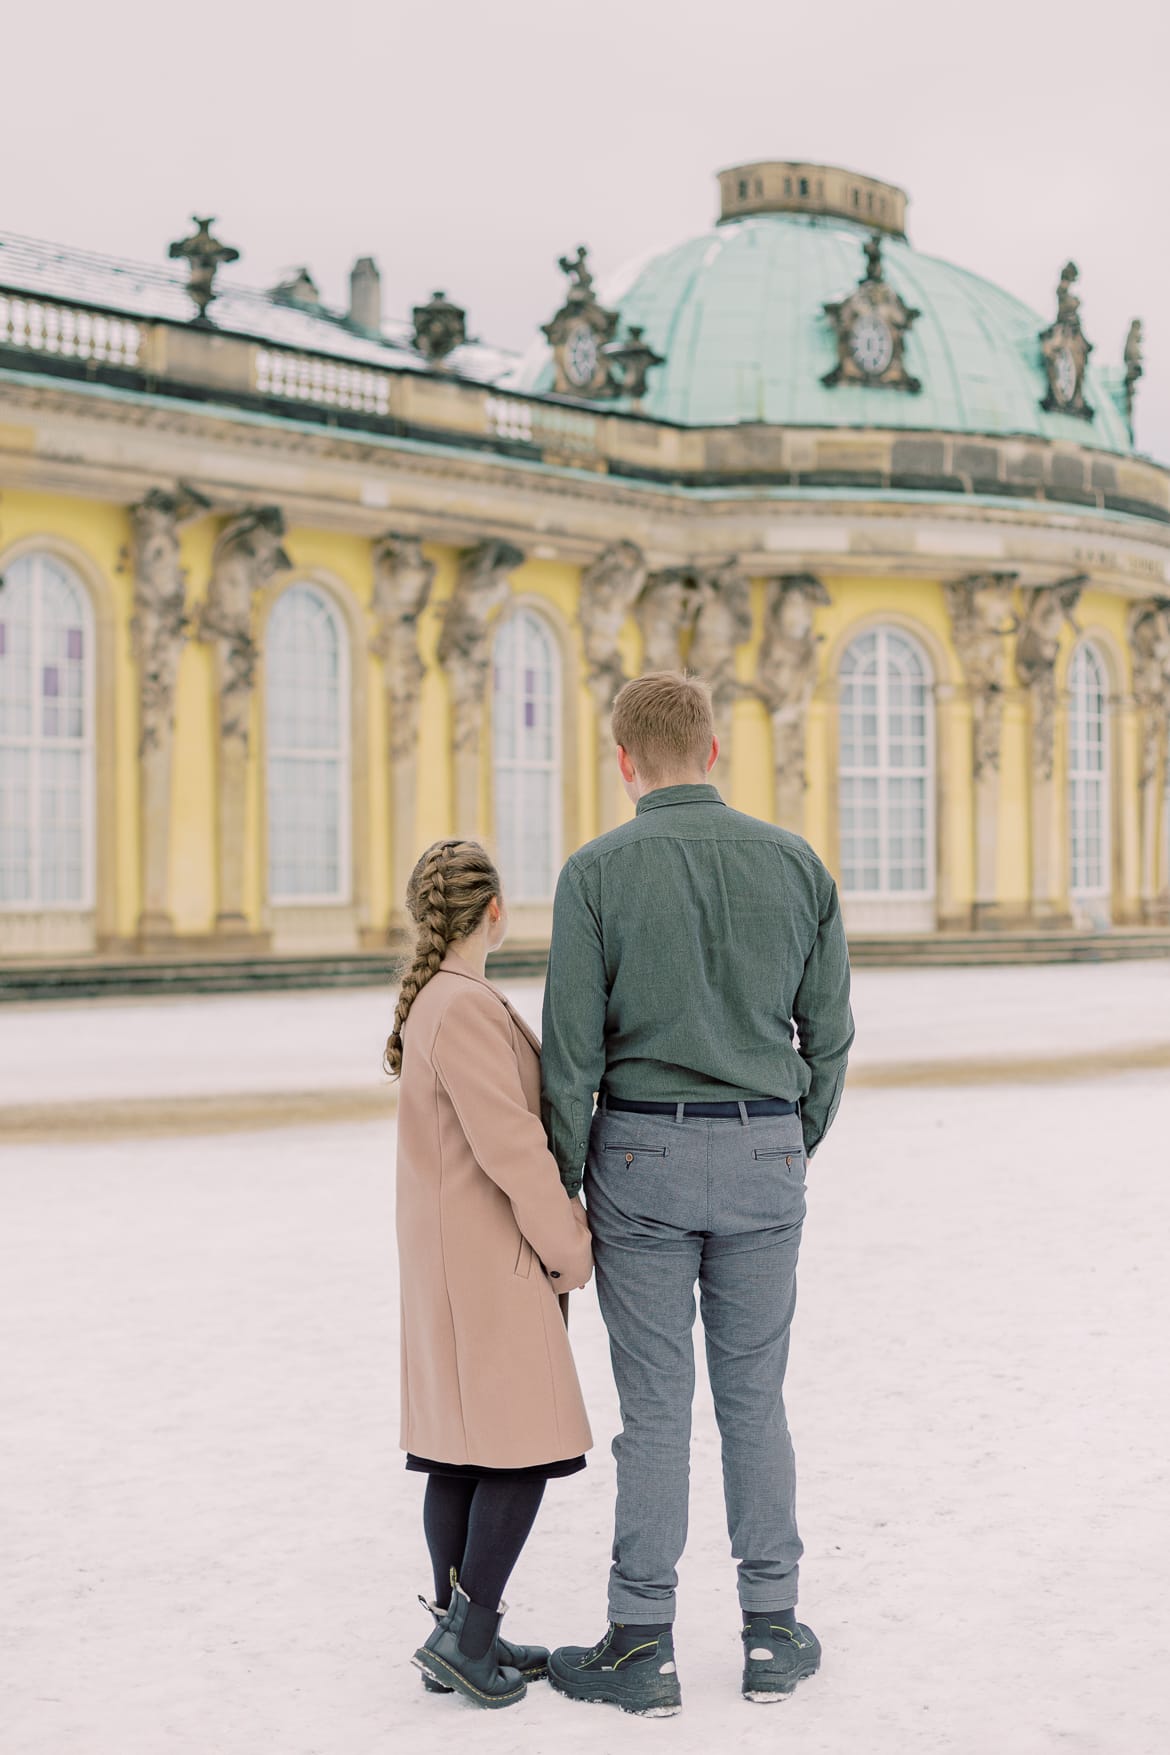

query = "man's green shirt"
[540,783,855,1196]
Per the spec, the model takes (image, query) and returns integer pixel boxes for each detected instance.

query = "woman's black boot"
[412,1575,527,1709]
[417,1589,548,1692]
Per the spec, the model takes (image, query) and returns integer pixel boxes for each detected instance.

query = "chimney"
[349,256,382,333]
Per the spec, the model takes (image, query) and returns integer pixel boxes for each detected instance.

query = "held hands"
[548,1195,594,1291]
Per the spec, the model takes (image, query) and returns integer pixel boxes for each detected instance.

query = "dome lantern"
[717,161,908,238]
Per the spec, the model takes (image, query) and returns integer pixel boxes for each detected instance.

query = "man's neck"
[634,773,709,801]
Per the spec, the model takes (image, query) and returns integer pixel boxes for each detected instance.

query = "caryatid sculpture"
[636,570,704,673]
[944,574,1020,779]
[198,507,291,929]
[372,536,436,930]
[438,541,523,834]
[1014,578,1085,781]
[1128,598,1170,789]
[129,484,210,939]
[579,541,647,715]
[689,559,753,710]
[754,574,831,829]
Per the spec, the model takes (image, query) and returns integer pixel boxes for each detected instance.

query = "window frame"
[837,624,936,902]
[1067,639,1110,901]
[491,606,563,905]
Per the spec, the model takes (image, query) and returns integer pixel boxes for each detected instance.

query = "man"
[540,671,854,1717]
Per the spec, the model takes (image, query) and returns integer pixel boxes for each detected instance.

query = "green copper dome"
[515,211,1133,454]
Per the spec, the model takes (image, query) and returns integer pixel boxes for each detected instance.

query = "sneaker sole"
[411,1650,528,1709]
[743,1657,820,1703]
[547,1664,682,1718]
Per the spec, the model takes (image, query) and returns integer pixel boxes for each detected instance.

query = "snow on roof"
[0,230,519,385]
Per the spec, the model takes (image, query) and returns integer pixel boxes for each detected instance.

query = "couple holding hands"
[390,670,854,1717]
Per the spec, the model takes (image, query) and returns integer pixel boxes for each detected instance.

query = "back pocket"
[753,1148,804,1170]
[604,1145,669,1161]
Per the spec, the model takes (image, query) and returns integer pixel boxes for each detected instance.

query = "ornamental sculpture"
[412,290,468,362]
[168,217,240,325]
[822,232,921,393]
[1038,261,1094,421]
[754,575,831,825]
[1014,578,1085,782]
[579,542,647,714]
[371,535,436,761]
[542,247,663,401]
[945,574,1019,779]
[199,508,291,746]
[690,560,753,711]
[1128,598,1170,789]
[1124,319,1144,430]
[130,485,210,754]
[636,570,704,672]
[438,541,523,749]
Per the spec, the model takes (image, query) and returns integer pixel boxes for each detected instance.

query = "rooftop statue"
[168,216,240,326]
[1038,260,1094,421]
[822,231,921,394]
[412,290,468,363]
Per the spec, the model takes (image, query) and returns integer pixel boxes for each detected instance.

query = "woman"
[386,838,593,1710]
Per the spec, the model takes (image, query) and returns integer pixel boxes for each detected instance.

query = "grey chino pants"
[584,1099,807,1623]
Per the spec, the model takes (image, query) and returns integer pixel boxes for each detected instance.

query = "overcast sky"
[4,0,1168,460]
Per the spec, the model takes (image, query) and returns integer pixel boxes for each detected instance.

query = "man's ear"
[617,745,636,783]
[706,735,719,774]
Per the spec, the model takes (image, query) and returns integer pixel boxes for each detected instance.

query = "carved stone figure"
[1038,261,1094,421]
[438,541,524,750]
[168,217,240,325]
[602,325,665,400]
[1015,578,1085,781]
[579,542,647,714]
[1124,319,1144,427]
[945,574,1020,778]
[690,560,753,709]
[1128,598,1170,788]
[371,535,436,760]
[199,508,291,745]
[129,485,210,940]
[755,575,831,823]
[822,231,921,393]
[636,571,703,673]
[130,486,209,754]
[412,290,468,362]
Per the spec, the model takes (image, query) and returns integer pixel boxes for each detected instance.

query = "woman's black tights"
[423,1475,547,1610]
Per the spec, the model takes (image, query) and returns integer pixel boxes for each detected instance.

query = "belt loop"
[675,1102,685,1123]
[737,1101,749,1126]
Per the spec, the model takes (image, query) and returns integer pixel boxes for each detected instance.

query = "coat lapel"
[439,952,542,1055]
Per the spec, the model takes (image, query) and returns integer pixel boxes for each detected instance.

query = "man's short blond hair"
[611,671,715,784]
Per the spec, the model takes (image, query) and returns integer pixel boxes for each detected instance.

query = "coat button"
[550,1271,561,1279]
[626,1153,634,1163]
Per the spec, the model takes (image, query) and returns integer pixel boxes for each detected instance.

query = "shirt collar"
[635,782,725,815]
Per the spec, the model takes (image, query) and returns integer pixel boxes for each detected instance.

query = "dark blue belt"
[605,1095,797,1119]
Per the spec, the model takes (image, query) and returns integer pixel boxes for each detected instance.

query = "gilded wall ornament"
[822,233,921,393]
[1038,262,1094,420]
[168,217,240,326]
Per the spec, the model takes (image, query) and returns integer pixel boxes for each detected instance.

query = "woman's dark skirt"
[405,1452,586,1482]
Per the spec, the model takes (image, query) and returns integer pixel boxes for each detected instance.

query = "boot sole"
[411,1650,528,1709]
[422,1663,546,1695]
[547,1664,682,1718]
[743,1656,820,1703]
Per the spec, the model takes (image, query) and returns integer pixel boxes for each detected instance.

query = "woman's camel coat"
[396,952,594,1469]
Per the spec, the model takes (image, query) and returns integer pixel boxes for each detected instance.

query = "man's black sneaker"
[741,1614,821,1703]
[548,1624,682,1717]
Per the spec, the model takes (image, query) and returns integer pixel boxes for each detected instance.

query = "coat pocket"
[514,1236,534,1279]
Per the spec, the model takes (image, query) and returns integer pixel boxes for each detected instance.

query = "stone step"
[3,929,1170,1001]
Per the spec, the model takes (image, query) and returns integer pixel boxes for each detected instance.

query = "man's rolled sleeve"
[791,873,855,1158]
[541,858,607,1196]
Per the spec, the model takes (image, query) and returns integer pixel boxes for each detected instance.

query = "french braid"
[383,838,502,1076]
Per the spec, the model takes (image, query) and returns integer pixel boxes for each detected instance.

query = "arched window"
[265,583,349,903]
[838,626,935,905]
[0,552,93,908]
[1067,641,1109,899]
[492,609,562,902]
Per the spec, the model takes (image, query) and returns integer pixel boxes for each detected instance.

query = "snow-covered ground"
[2,970,1168,1754]
[2,959,1169,1109]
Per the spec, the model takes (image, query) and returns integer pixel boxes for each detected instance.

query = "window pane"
[492,610,562,902]
[837,627,933,898]
[266,585,348,902]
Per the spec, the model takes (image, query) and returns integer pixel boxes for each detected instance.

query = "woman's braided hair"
[383,838,502,1077]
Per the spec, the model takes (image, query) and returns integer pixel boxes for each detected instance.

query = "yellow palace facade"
[2,163,1169,971]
